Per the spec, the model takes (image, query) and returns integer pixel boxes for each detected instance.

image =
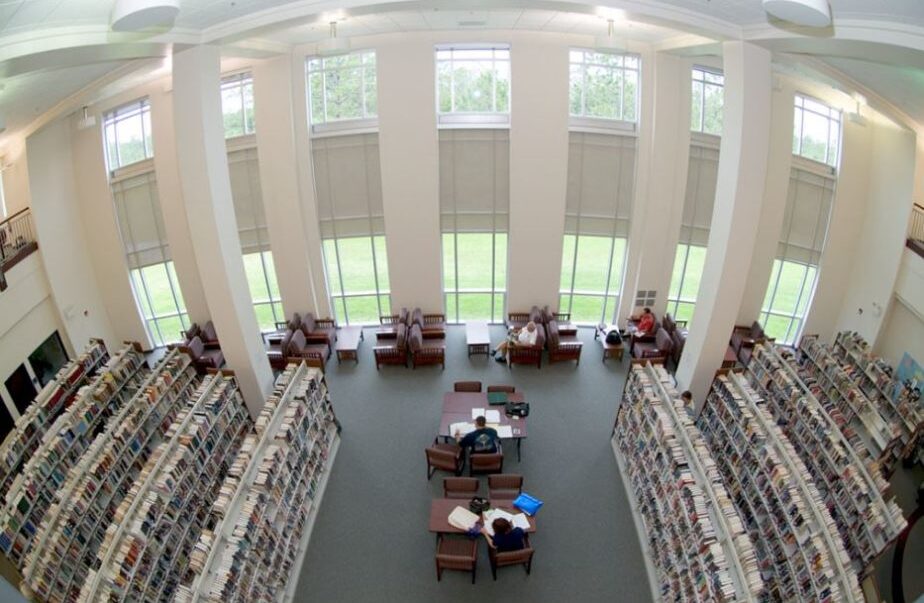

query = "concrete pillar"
[675,42,773,406]
[735,82,794,324]
[377,39,442,311]
[253,55,327,318]
[171,45,274,416]
[507,37,569,309]
[621,52,691,323]
[149,87,211,325]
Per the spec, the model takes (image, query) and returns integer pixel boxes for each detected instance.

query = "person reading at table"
[482,517,525,552]
[492,321,539,362]
[455,416,499,454]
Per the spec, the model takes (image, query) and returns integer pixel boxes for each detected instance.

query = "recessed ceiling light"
[762,0,831,28]
[111,0,180,32]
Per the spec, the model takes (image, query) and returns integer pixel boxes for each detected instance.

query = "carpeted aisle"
[293,325,652,603]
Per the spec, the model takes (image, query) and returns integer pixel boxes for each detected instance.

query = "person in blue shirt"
[454,416,499,454]
[483,517,525,552]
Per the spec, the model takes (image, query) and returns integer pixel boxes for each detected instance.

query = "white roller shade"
[439,129,509,231]
[777,167,835,265]
[565,132,636,236]
[679,144,719,246]
[228,147,269,254]
[312,133,384,238]
[111,170,170,269]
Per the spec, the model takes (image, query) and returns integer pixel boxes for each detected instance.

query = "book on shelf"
[613,362,764,603]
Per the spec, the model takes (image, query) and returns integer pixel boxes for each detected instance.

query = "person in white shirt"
[492,321,539,362]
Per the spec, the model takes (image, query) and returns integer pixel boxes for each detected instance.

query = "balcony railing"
[908,203,924,259]
[0,208,38,291]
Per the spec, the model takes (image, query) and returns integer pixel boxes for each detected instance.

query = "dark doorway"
[28,332,68,387]
[0,401,12,443]
[5,364,37,415]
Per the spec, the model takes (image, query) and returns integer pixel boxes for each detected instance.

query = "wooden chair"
[454,381,482,393]
[408,324,445,369]
[374,323,408,369]
[443,477,480,499]
[546,320,582,365]
[469,452,503,476]
[487,533,534,580]
[508,325,544,369]
[435,535,478,583]
[486,385,515,393]
[426,440,463,480]
[488,474,523,499]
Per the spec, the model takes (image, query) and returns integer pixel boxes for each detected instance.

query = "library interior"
[1,0,924,601]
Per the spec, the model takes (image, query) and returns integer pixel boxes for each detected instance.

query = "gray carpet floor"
[293,325,652,602]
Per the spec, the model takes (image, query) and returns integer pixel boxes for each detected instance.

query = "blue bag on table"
[512,492,543,516]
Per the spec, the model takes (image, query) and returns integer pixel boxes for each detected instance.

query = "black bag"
[505,402,530,418]
[469,497,490,514]
[605,330,623,345]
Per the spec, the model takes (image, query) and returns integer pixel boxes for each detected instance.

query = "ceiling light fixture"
[78,107,97,130]
[111,0,180,32]
[595,19,623,51]
[762,0,832,27]
[318,21,350,55]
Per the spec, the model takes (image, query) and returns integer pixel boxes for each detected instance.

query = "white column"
[676,42,773,405]
[620,52,691,323]
[26,120,117,350]
[735,82,794,323]
[70,112,150,347]
[377,38,442,311]
[149,87,211,325]
[802,118,872,340]
[253,55,328,318]
[507,36,570,310]
[171,45,274,416]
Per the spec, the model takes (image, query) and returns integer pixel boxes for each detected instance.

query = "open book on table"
[482,508,530,535]
[448,506,480,531]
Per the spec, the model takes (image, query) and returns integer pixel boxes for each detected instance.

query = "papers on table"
[496,425,513,438]
[469,408,501,423]
[448,506,480,531]
[482,508,530,535]
[450,422,476,437]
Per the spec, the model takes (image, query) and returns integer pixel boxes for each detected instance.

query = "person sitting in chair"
[454,416,499,454]
[482,517,525,552]
[492,321,539,362]
[636,307,656,335]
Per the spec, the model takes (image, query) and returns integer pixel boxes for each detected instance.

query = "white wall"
[0,142,31,216]
[834,120,916,342]
[875,248,924,364]
[26,119,117,350]
[0,253,68,419]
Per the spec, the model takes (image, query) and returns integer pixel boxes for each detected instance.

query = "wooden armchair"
[374,323,408,369]
[426,439,463,479]
[411,307,446,339]
[180,336,225,375]
[300,312,337,347]
[540,306,576,335]
[284,329,330,368]
[380,307,409,326]
[488,474,523,499]
[730,321,773,364]
[486,533,534,580]
[506,312,531,330]
[408,324,445,369]
[436,535,478,583]
[443,477,480,499]
[546,320,582,365]
[508,325,545,369]
[630,327,672,365]
[469,452,504,476]
[454,381,482,392]
[199,320,220,349]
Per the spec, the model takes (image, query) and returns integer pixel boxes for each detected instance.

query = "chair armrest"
[559,342,583,351]
[675,319,688,328]
[423,313,445,324]
[315,318,336,328]
[304,333,331,344]
[274,320,289,330]
[553,312,571,322]
[380,314,400,325]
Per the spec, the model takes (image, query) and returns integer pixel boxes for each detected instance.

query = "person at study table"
[482,517,525,552]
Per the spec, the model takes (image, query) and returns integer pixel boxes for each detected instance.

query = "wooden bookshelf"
[21,349,197,603]
[614,363,763,602]
[175,362,340,603]
[747,344,906,577]
[700,371,862,602]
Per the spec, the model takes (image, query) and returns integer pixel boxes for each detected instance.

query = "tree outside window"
[691,68,724,135]
[793,95,840,168]
[103,99,154,171]
[307,51,377,125]
[221,73,255,138]
[569,49,639,122]
[436,46,510,122]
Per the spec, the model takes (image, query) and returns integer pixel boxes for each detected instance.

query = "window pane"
[332,297,347,324]
[603,295,618,323]
[272,302,284,323]
[570,295,605,324]
[166,262,186,309]
[493,293,505,323]
[572,236,611,293]
[116,115,146,166]
[437,62,453,113]
[763,314,794,343]
[130,270,154,319]
[142,110,153,157]
[141,264,176,316]
[378,295,391,317]
[669,245,687,299]
[584,64,620,119]
[800,110,829,163]
[222,84,245,138]
[703,83,723,135]
[323,240,342,293]
[243,253,270,301]
[309,72,325,123]
[560,235,576,290]
[770,261,807,314]
[674,302,696,324]
[364,66,377,116]
[326,67,363,120]
[495,61,510,113]
[608,238,627,294]
[793,108,803,155]
[156,316,184,345]
[493,233,507,290]
[254,303,277,332]
[344,295,380,324]
[559,293,572,316]
[679,246,707,300]
[437,48,509,115]
[458,293,492,321]
[146,320,164,347]
[453,62,494,113]
[796,265,817,315]
[337,237,377,293]
[373,236,389,291]
[105,125,119,170]
[263,252,281,299]
[691,81,703,132]
[569,64,583,115]
[762,260,781,311]
[456,233,494,289]
[623,70,638,122]
[442,233,456,290]
[445,294,458,323]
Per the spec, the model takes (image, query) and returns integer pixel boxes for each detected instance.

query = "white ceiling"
[1,0,924,147]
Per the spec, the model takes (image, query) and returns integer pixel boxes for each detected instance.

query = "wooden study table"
[428,498,537,534]
[440,392,527,461]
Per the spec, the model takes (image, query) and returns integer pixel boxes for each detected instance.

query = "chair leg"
[491,561,497,581]
[427,464,434,480]
[472,564,476,584]
[436,561,442,581]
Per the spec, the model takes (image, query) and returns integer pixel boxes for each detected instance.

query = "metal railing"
[908,203,924,258]
[0,208,38,287]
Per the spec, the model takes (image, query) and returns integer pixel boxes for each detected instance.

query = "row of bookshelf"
[0,343,146,567]
[21,350,198,603]
[832,331,922,459]
[0,339,110,505]
[699,371,862,602]
[77,373,251,603]
[614,363,763,602]
[747,344,906,576]
[798,334,902,473]
[175,363,340,603]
